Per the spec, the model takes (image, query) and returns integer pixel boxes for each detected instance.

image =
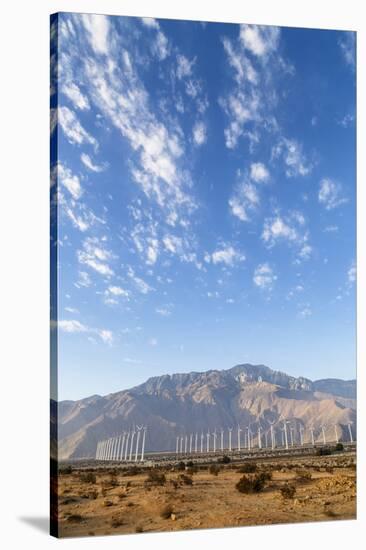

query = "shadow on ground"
[18,517,49,534]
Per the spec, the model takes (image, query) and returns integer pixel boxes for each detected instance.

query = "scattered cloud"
[193,121,207,146]
[59,106,98,149]
[262,211,312,261]
[156,304,173,316]
[229,179,260,222]
[210,245,245,266]
[323,225,339,233]
[272,137,311,177]
[149,337,158,346]
[318,178,347,210]
[348,261,356,285]
[77,237,114,276]
[58,163,82,200]
[239,24,280,58]
[338,32,356,68]
[81,153,107,172]
[253,263,277,290]
[127,266,153,294]
[57,318,113,344]
[337,113,355,128]
[81,13,110,55]
[62,82,90,110]
[297,304,312,318]
[250,162,269,183]
[176,54,195,79]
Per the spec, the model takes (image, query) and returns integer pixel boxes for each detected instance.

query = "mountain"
[55,363,356,459]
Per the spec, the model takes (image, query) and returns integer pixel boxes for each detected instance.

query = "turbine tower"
[176,436,179,455]
[180,435,183,454]
[299,425,304,446]
[206,429,210,453]
[120,432,126,461]
[246,427,251,451]
[237,425,242,452]
[129,428,136,461]
[200,431,204,453]
[184,434,188,454]
[334,424,339,444]
[283,421,289,450]
[257,426,262,449]
[228,427,233,452]
[309,426,315,446]
[135,426,143,462]
[348,422,353,443]
[212,429,217,452]
[321,425,327,445]
[124,431,130,461]
[269,421,276,450]
[140,426,147,462]
[195,432,198,453]
[189,433,193,454]
[220,428,224,452]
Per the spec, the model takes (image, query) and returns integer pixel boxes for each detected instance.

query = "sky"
[51,13,356,401]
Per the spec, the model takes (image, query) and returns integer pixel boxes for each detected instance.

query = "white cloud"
[76,271,92,288]
[81,153,106,172]
[59,106,98,149]
[337,113,355,128]
[127,266,153,294]
[62,82,90,110]
[176,54,195,79]
[324,225,339,233]
[262,212,312,261]
[156,304,173,316]
[108,285,129,297]
[348,261,356,285]
[155,30,169,60]
[338,32,355,68]
[229,180,260,222]
[57,319,113,344]
[211,246,245,266]
[65,307,79,314]
[318,178,347,210]
[77,237,114,276]
[149,337,158,346]
[141,17,159,29]
[81,13,110,55]
[253,263,277,290]
[298,305,312,319]
[58,163,82,200]
[239,24,280,58]
[193,121,207,146]
[272,137,311,177]
[250,162,269,182]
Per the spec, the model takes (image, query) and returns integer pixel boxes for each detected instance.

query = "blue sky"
[51,13,356,401]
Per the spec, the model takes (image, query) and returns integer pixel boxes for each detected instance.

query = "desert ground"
[56,448,356,538]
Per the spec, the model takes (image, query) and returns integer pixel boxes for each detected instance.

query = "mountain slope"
[56,363,356,459]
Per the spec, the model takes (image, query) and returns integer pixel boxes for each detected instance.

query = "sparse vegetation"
[280,484,296,500]
[238,463,257,474]
[79,472,96,484]
[179,473,193,485]
[160,504,174,519]
[111,516,124,528]
[145,470,166,486]
[60,465,72,475]
[66,514,84,523]
[295,469,312,482]
[335,443,344,452]
[220,455,231,464]
[176,461,186,471]
[316,447,332,456]
[236,473,268,494]
[209,464,221,476]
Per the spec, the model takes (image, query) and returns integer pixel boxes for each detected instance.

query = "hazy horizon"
[52,14,356,402]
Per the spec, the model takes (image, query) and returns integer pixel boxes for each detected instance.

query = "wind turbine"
[237,425,242,452]
[228,427,233,452]
[129,428,136,461]
[206,429,210,453]
[246,427,252,451]
[124,431,130,461]
[212,429,217,452]
[321,425,327,445]
[348,422,353,443]
[176,436,179,455]
[135,425,143,462]
[283,421,289,450]
[268,420,276,450]
[289,424,294,447]
[195,432,198,453]
[220,428,224,452]
[180,435,183,454]
[299,425,304,446]
[200,431,204,453]
[334,424,339,444]
[189,433,193,454]
[257,425,262,449]
[184,434,188,454]
[120,432,126,461]
[140,426,147,462]
[309,425,315,446]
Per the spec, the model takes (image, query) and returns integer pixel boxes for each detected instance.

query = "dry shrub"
[79,472,96,484]
[209,464,221,476]
[66,514,84,523]
[280,484,296,500]
[179,474,193,485]
[160,503,174,519]
[145,470,166,486]
[236,473,268,494]
[103,499,113,507]
[135,525,143,533]
[111,516,124,528]
[238,463,257,474]
[295,469,312,482]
